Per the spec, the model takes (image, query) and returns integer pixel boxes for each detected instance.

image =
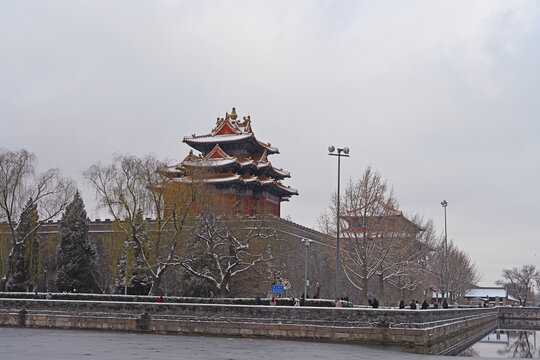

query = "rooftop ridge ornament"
[230,107,238,120]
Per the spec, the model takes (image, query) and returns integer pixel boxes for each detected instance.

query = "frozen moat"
[0,327,447,360]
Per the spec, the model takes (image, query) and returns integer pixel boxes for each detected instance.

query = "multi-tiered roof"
[165,108,297,213]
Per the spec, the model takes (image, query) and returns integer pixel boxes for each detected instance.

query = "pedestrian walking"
[421,300,429,309]
[399,300,405,309]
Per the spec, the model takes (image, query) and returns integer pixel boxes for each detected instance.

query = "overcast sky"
[1,1,539,286]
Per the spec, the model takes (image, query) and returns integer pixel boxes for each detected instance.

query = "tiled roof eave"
[171,175,298,196]
[183,134,279,154]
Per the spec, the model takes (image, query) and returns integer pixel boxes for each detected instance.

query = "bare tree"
[502,331,536,358]
[84,153,200,295]
[449,244,481,299]
[319,166,400,304]
[428,240,481,301]
[182,212,275,297]
[0,148,75,290]
[496,265,539,306]
[384,216,436,302]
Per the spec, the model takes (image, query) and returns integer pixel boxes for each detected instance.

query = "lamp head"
[343,147,350,155]
[328,145,335,153]
[441,200,447,207]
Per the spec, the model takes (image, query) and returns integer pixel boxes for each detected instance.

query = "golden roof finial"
[230,107,238,120]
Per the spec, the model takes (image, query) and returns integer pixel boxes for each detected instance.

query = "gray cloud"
[1,0,539,286]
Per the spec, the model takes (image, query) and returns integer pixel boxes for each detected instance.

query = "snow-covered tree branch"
[0,148,75,290]
[182,212,275,297]
[84,153,201,295]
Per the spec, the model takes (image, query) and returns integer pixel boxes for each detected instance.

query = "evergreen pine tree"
[5,199,39,292]
[114,209,152,295]
[55,191,97,293]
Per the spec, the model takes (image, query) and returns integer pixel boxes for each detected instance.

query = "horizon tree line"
[1,148,535,302]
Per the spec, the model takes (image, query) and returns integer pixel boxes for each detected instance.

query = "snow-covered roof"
[172,173,298,195]
[240,175,258,183]
[238,159,254,167]
[271,167,290,177]
[256,161,269,169]
[182,158,237,167]
[462,287,521,302]
[168,109,297,200]
[184,133,252,144]
[175,144,290,180]
[275,182,298,194]
[182,109,279,154]
[464,288,507,298]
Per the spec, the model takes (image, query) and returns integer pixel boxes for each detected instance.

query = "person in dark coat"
[372,297,379,308]
[421,300,429,309]
[410,300,417,309]
[399,300,405,309]
[442,299,449,309]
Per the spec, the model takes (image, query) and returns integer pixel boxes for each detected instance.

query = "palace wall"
[0,217,332,298]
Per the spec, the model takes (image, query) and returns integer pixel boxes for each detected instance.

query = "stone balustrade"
[2,298,535,355]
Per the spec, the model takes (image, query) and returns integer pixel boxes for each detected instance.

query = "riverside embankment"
[1,298,533,354]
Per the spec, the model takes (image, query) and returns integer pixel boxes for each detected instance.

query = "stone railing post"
[18,309,27,326]
[136,312,151,332]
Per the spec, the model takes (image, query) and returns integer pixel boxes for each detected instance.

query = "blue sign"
[272,285,284,294]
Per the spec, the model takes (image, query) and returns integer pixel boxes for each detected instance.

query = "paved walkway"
[0,327,454,360]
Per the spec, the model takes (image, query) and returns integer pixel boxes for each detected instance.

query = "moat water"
[457,319,540,358]
[1,320,539,359]
[0,327,430,360]
[458,328,540,358]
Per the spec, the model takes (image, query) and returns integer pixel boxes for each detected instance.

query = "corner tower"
[165,108,298,216]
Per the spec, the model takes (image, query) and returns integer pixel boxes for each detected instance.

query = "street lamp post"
[301,239,312,298]
[44,265,48,292]
[441,200,448,303]
[329,145,349,300]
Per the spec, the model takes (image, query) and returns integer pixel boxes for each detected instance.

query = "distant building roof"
[464,287,506,298]
[464,287,518,302]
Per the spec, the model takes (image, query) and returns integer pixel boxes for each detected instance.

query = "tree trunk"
[362,277,368,305]
[378,273,384,305]
[149,274,162,296]
[217,285,229,298]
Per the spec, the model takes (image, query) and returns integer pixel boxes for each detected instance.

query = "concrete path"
[0,327,453,360]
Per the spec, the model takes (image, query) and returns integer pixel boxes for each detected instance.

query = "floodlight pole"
[329,146,349,300]
[441,200,449,303]
[302,239,311,298]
